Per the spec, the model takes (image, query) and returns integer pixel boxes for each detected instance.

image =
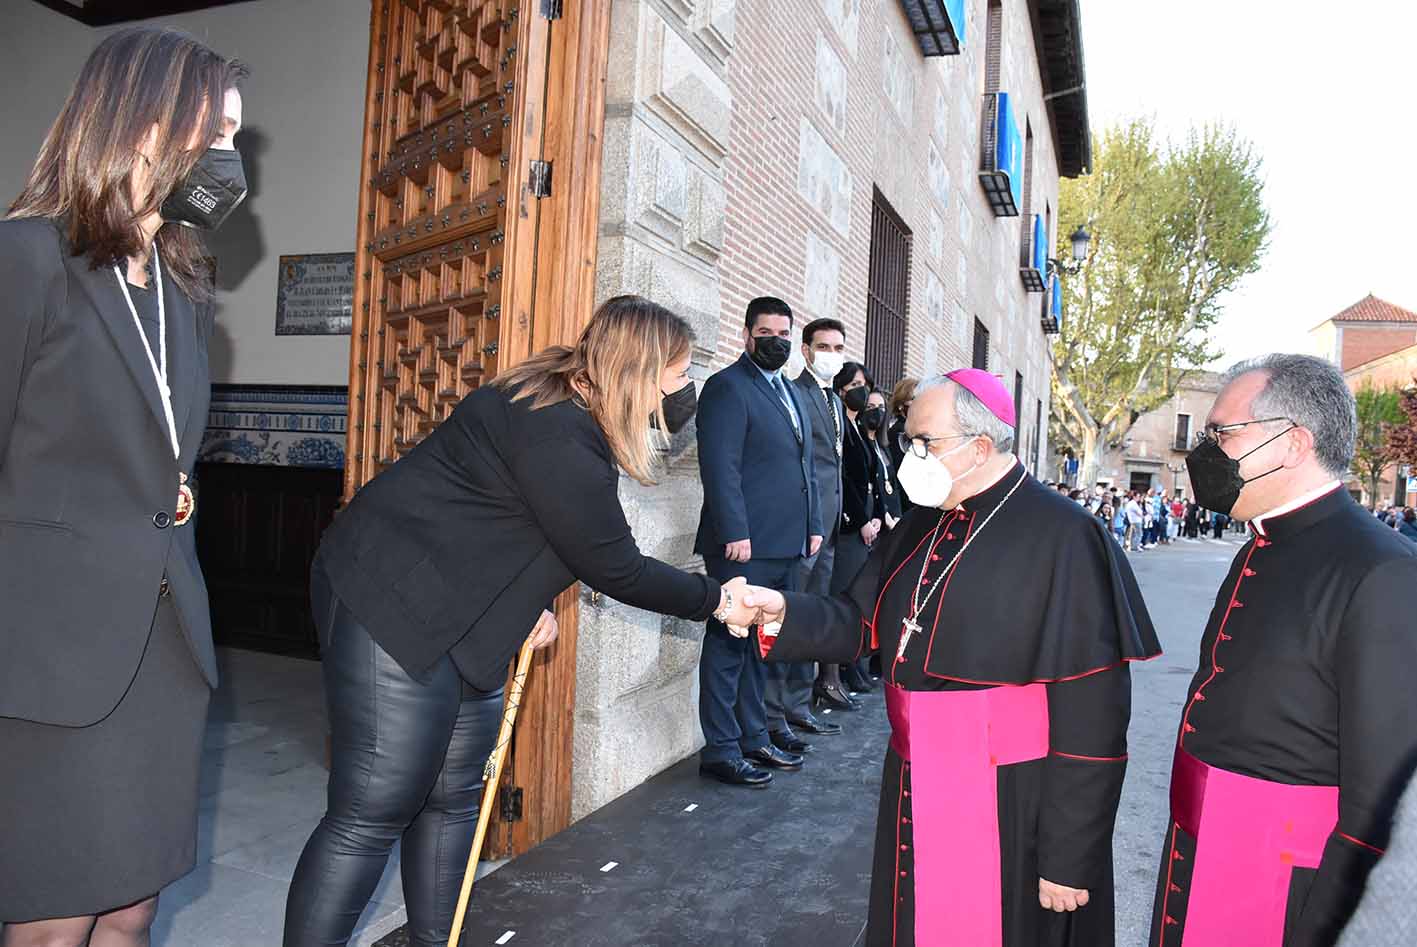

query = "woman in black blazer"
[0,29,248,947]
[863,388,903,529]
[284,296,756,946]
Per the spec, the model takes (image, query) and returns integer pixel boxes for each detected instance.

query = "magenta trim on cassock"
[1169,747,1337,946]
[885,684,1048,947]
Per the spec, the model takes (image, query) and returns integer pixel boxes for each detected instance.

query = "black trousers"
[284,565,504,947]
[698,555,797,763]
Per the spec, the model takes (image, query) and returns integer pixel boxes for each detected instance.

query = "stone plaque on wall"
[798,118,852,236]
[804,229,842,318]
[815,33,848,135]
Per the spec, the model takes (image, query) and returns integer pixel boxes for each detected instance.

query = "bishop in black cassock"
[1151,356,1417,947]
[741,370,1161,947]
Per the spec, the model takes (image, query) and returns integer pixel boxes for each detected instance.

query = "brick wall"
[716,0,1064,463]
[1339,325,1417,371]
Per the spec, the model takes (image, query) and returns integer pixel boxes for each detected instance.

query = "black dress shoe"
[814,682,861,712]
[788,714,843,736]
[699,758,773,788]
[770,729,812,754]
[843,668,876,693]
[745,744,804,771]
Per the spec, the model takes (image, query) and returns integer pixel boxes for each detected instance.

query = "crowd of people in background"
[1059,482,1245,554]
[1052,481,1417,553]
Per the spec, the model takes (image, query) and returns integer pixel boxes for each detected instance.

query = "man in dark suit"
[763,318,849,747]
[695,297,822,787]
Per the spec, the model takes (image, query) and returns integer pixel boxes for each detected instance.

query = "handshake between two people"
[718,576,787,639]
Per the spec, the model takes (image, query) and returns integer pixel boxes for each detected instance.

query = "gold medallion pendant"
[175,472,195,526]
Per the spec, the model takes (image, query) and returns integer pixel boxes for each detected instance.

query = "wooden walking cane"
[446,638,538,947]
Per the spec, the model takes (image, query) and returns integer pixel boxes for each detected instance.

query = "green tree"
[1388,383,1417,473]
[1353,381,1407,508]
[1050,120,1271,486]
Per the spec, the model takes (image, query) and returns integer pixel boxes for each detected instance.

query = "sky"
[1079,0,1417,367]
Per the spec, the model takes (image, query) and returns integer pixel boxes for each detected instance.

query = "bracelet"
[712,586,733,623]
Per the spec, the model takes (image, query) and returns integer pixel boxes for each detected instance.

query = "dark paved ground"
[378,536,1243,947]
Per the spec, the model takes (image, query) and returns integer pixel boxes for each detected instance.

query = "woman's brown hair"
[889,377,919,419]
[493,295,693,485]
[7,27,247,302]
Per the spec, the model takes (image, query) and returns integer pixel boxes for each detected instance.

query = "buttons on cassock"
[153,511,171,529]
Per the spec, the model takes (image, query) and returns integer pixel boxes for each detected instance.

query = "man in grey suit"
[763,318,849,750]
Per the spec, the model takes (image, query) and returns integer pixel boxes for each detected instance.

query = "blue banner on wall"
[1051,274,1063,324]
[996,93,1023,211]
[946,0,967,46]
[1032,215,1048,274]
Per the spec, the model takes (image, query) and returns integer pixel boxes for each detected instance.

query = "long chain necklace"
[897,468,1028,662]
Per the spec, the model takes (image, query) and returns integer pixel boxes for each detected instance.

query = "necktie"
[774,375,800,438]
[821,386,841,455]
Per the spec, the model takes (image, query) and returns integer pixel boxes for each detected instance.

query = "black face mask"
[1184,426,1294,515]
[659,382,698,434]
[861,406,886,431]
[161,147,248,230]
[748,335,792,372]
[842,386,870,413]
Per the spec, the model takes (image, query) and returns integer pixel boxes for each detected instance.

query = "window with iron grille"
[984,0,1003,94]
[865,188,912,390]
[1019,121,1034,267]
[972,318,990,370]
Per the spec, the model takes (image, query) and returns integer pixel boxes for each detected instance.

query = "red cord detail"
[1051,750,1128,762]
[1179,542,1258,745]
[1339,832,1386,856]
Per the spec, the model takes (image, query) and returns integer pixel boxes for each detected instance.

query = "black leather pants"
[284,565,504,947]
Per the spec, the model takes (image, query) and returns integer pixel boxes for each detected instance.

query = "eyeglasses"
[1193,417,1293,447]
[897,431,975,459]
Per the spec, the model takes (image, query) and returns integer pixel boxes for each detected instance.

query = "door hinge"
[540,0,563,20]
[529,159,553,198]
[500,786,524,822]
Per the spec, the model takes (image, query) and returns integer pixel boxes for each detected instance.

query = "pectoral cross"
[898,617,922,662]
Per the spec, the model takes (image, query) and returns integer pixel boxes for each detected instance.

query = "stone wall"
[571,0,736,820]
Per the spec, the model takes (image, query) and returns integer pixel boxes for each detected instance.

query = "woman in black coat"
[284,296,757,946]
[0,29,247,947]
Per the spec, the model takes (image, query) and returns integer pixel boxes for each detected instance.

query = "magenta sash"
[1169,747,1337,946]
[885,684,1049,947]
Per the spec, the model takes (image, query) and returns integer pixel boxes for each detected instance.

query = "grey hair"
[1221,353,1356,475]
[916,374,1016,453]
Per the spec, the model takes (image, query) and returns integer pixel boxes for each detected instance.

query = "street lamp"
[1048,225,1091,277]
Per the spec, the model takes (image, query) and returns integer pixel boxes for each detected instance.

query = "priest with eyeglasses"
[735,369,1161,947]
[1151,354,1417,947]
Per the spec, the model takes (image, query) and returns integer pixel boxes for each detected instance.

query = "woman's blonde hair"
[493,295,693,485]
[7,27,246,302]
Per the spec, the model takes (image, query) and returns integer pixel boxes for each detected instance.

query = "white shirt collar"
[1250,480,1342,537]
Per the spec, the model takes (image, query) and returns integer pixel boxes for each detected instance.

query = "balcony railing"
[1020,214,1047,292]
[978,92,1023,217]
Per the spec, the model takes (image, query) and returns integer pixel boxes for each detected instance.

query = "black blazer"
[693,354,822,559]
[839,416,876,534]
[0,218,215,727]
[316,383,721,691]
[865,429,903,522]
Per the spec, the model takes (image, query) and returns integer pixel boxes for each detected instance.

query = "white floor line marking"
[684,803,698,812]
[600,861,619,873]
[495,933,516,945]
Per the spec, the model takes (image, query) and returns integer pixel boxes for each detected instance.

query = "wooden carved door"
[346,0,613,857]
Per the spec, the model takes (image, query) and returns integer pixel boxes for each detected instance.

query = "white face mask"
[896,439,978,508]
[810,350,845,381]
